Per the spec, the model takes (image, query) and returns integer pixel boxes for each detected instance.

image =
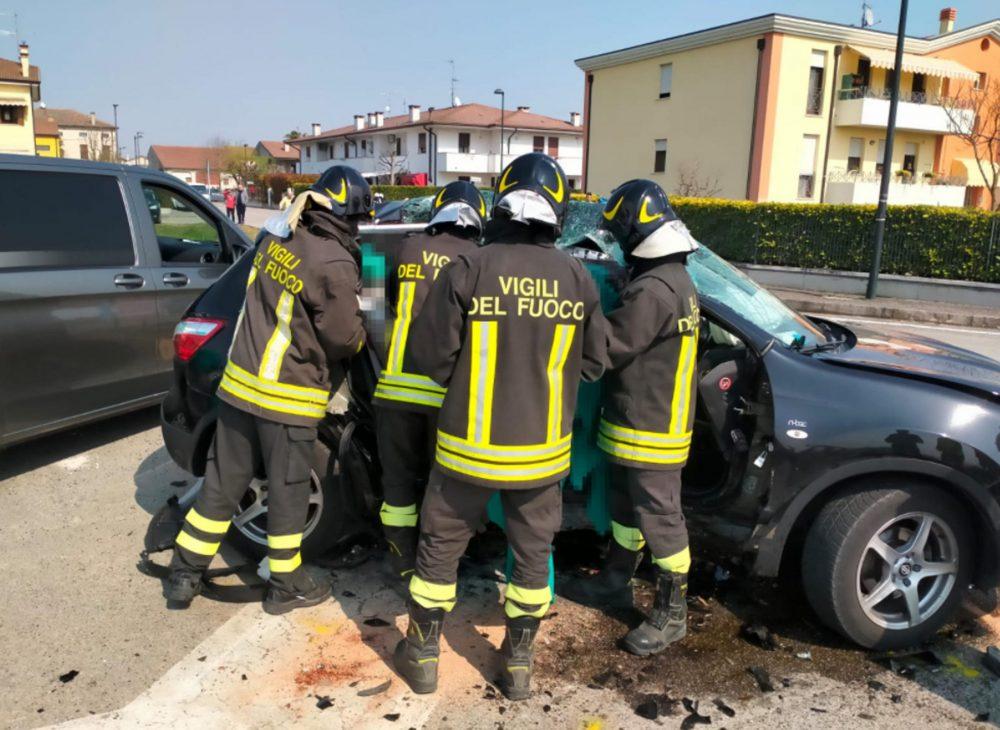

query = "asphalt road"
[0,316,997,728]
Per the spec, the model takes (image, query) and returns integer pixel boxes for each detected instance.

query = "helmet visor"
[496,189,558,227]
[630,219,700,259]
[428,201,483,231]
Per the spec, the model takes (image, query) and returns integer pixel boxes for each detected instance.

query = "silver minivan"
[0,155,250,447]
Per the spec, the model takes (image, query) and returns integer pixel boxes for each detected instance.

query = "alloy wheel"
[231,472,325,547]
[855,511,960,630]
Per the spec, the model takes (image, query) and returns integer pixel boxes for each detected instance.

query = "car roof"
[0,153,183,185]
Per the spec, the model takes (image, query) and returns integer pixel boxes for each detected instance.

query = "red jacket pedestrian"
[224,190,237,220]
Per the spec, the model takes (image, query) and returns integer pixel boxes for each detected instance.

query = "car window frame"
[0,164,140,273]
[133,177,233,268]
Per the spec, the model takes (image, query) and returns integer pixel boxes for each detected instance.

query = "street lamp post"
[494,88,505,176]
[866,0,908,299]
[112,103,119,162]
[133,131,143,165]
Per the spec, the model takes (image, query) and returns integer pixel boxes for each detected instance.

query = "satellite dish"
[452,96,462,106]
[39,101,46,109]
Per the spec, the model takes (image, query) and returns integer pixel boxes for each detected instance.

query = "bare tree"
[673,162,722,198]
[84,128,115,162]
[222,145,272,187]
[377,135,408,184]
[943,76,1000,210]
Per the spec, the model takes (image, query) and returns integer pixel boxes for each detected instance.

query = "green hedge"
[289,183,446,200]
[671,197,1000,284]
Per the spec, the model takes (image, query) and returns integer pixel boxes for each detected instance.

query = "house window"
[80,144,90,160]
[568,178,577,190]
[458,175,471,182]
[975,71,987,90]
[912,73,926,101]
[798,134,818,198]
[343,142,350,158]
[395,137,402,156]
[458,132,470,153]
[806,50,825,114]
[0,105,24,124]
[884,68,896,94]
[847,137,864,172]
[548,137,559,158]
[903,142,918,176]
[533,135,544,153]
[857,58,871,88]
[305,145,312,160]
[653,139,667,173]
[876,139,886,176]
[418,132,427,154]
[659,63,672,98]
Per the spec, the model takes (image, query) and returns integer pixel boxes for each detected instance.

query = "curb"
[773,292,1000,330]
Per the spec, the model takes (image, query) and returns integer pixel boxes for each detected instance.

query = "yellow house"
[0,43,40,156]
[34,115,60,157]
[577,9,999,207]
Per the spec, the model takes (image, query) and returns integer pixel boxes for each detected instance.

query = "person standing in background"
[224,188,236,221]
[236,185,248,224]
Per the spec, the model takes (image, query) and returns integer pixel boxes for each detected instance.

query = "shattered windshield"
[397,196,824,348]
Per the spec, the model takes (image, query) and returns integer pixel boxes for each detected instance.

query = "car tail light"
[173,317,225,362]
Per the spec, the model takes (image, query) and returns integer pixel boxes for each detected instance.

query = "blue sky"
[2,0,996,153]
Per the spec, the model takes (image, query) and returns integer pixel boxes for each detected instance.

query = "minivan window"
[0,169,134,270]
[142,183,225,264]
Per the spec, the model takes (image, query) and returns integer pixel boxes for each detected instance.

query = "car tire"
[801,479,973,650]
[226,426,374,561]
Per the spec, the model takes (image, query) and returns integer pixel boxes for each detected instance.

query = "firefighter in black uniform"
[392,154,608,700]
[564,179,700,656]
[165,166,373,615]
[373,181,486,589]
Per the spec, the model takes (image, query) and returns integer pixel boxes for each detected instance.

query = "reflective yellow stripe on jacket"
[374,281,447,408]
[219,362,329,420]
[597,328,698,466]
[436,322,574,483]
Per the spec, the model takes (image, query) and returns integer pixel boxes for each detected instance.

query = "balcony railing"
[837,85,971,109]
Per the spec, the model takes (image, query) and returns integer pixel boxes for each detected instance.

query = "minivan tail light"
[173,317,225,361]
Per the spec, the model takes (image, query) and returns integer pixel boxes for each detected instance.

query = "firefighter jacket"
[409,224,608,489]
[373,228,479,413]
[598,259,700,470]
[218,209,365,427]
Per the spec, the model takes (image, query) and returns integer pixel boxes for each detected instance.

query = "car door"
[127,177,235,389]
[0,164,160,445]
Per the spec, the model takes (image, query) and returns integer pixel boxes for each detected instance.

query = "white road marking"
[809,314,1000,337]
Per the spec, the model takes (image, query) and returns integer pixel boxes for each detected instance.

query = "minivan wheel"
[226,436,362,561]
[802,480,973,650]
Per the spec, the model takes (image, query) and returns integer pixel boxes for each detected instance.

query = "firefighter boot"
[393,603,444,694]
[562,540,642,610]
[499,616,540,701]
[263,571,331,616]
[163,567,203,609]
[383,526,418,598]
[623,570,687,656]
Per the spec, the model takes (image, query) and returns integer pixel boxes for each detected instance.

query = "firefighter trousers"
[171,402,316,591]
[609,465,691,574]
[410,470,562,619]
[375,406,438,535]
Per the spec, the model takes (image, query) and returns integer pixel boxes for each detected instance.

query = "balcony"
[824,172,966,207]
[437,152,496,174]
[834,88,974,135]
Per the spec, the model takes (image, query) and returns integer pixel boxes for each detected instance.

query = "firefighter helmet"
[311,165,374,218]
[598,179,697,258]
[429,180,487,231]
[492,153,569,232]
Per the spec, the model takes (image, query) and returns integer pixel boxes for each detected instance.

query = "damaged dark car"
[159,201,1000,650]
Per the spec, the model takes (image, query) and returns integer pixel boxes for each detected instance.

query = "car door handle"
[162,272,190,287]
[113,273,145,289]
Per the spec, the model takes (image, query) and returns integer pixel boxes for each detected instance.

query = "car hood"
[818,324,1000,399]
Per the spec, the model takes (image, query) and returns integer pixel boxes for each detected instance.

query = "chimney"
[311,122,321,136]
[939,7,957,34]
[409,104,421,123]
[367,111,376,127]
[89,111,96,126]
[18,42,29,78]
[375,111,384,128]
[354,114,366,131]
[570,112,582,127]
[516,105,530,112]
[282,142,289,152]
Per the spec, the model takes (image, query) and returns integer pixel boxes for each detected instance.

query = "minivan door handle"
[113,273,145,289]
[162,272,190,287]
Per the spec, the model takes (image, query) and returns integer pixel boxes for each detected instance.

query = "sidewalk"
[214,202,274,229]
[771,287,1000,329]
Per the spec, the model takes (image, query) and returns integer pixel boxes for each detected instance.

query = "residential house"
[0,43,40,156]
[291,102,584,188]
[147,145,235,188]
[34,114,60,157]
[577,8,1000,207]
[35,107,118,160]
[256,140,299,173]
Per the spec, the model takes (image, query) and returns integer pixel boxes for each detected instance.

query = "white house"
[34,107,118,160]
[292,102,584,188]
